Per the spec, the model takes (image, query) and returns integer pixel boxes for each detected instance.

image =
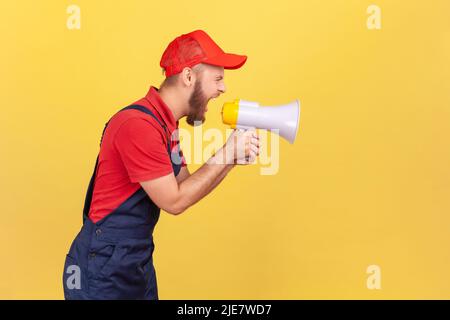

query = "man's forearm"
[206,160,235,194]
[175,147,234,212]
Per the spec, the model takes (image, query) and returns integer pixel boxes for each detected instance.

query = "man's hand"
[215,129,260,165]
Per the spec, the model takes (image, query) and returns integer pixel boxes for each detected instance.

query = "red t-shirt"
[88,86,186,223]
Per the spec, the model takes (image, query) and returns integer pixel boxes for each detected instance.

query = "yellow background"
[1,0,449,299]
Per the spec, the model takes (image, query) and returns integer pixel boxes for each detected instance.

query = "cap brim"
[204,53,247,70]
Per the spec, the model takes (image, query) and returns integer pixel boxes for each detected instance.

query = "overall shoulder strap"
[82,105,171,223]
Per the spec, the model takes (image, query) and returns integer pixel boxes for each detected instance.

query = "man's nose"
[218,83,226,94]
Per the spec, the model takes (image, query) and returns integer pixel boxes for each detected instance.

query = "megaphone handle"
[235,126,257,163]
[236,125,256,132]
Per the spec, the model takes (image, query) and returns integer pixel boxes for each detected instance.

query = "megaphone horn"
[221,99,301,144]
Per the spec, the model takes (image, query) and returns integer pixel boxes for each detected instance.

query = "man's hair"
[160,63,205,89]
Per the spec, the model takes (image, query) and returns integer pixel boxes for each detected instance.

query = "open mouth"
[205,93,220,112]
[205,97,214,112]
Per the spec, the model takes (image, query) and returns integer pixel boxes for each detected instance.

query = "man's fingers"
[251,137,260,147]
[250,144,259,156]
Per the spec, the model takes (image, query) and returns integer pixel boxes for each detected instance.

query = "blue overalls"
[63,105,182,300]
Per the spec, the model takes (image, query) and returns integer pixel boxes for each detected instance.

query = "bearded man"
[62,30,260,300]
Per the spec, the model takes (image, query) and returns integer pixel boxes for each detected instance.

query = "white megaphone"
[221,99,301,144]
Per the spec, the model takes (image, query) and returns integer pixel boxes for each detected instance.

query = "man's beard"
[186,80,208,126]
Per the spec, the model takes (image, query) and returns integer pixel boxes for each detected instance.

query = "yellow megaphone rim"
[221,99,240,129]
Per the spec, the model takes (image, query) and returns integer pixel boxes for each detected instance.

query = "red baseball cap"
[160,30,247,77]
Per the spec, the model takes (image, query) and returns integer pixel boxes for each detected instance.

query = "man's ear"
[181,67,194,87]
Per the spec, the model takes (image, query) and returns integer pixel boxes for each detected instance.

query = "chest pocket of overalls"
[170,145,183,177]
